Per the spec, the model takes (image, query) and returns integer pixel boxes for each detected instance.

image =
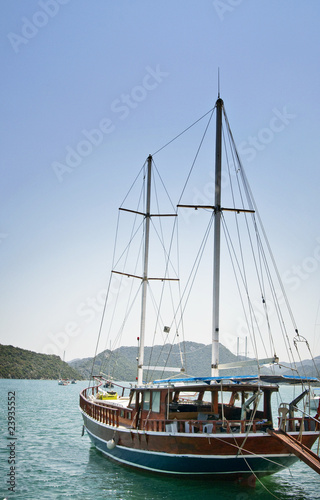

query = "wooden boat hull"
[81,411,318,478]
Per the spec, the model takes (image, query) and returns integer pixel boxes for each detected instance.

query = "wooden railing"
[80,388,120,427]
[277,416,320,432]
[82,385,100,399]
[142,418,271,434]
[80,392,270,434]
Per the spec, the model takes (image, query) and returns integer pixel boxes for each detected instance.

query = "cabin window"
[151,391,161,413]
[143,391,151,410]
[218,391,233,405]
[129,391,142,408]
[243,392,264,412]
[178,391,199,402]
[202,391,212,403]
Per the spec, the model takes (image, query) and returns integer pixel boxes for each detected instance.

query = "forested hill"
[2,342,319,381]
[0,344,82,380]
[68,341,249,381]
[68,341,320,381]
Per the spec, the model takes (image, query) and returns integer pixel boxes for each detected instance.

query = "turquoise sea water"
[0,380,319,500]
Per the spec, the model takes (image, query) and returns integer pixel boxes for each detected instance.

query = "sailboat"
[58,350,70,385]
[80,95,320,483]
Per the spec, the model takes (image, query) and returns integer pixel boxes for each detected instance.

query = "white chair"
[203,423,213,433]
[185,421,194,433]
[166,421,178,433]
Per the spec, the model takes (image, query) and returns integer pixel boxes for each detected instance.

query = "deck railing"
[80,392,269,433]
[277,416,320,432]
[80,388,120,427]
[142,418,271,434]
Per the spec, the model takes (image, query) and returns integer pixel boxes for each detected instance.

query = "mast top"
[216,97,224,107]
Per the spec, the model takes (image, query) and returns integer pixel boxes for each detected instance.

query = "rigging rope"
[146,111,218,380]
[140,156,182,380]
[152,107,215,156]
[222,105,305,373]
[221,216,261,362]
[223,121,278,361]
[177,108,215,206]
[93,160,149,378]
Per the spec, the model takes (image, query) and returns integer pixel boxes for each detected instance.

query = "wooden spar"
[177,204,255,214]
[212,97,223,377]
[119,207,177,217]
[137,155,152,386]
[268,429,320,475]
[112,270,179,281]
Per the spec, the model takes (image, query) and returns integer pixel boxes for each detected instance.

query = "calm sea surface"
[1,380,319,500]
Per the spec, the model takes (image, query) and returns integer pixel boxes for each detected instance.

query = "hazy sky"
[1,1,320,363]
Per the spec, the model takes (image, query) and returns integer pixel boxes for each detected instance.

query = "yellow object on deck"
[97,391,118,400]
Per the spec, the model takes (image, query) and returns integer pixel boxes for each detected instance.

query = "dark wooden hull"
[81,410,318,479]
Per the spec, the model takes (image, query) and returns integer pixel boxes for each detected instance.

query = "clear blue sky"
[1,0,320,362]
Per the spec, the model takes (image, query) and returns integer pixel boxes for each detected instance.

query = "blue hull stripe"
[85,428,298,476]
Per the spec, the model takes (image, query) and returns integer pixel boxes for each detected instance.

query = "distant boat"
[58,379,69,386]
[102,381,114,389]
[80,94,320,484]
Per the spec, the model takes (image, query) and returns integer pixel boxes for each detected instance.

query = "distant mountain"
[279,355,320,379]
[69,348,137,381]
[3,341,317,382]
[0,344,83,380]
[68,341,265,381]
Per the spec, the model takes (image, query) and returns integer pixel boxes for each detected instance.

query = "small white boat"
[308,388,320,411]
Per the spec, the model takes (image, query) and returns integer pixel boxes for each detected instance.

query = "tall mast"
[137,154,152,385]
[211,97,223,377]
